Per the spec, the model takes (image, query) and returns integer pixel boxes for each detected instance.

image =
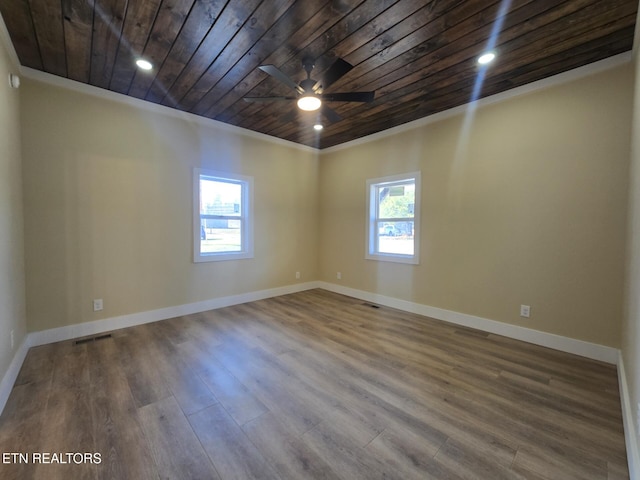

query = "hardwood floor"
[0,289,629,479]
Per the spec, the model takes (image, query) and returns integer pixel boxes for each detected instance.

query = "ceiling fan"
[243,57,375,123]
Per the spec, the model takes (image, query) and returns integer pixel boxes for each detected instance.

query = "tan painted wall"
[622,52,640,463]
[18,61,633,351]
[319,64,633,348]
[21,80,319,332]
[0,39,26,377]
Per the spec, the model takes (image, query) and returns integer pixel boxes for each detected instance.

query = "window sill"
[194,251,254,263]
[365,253,419,265]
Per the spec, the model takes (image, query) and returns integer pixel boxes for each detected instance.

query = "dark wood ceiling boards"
[0,0,637,149]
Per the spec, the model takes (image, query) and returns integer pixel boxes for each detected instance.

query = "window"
[366,172,420,264]
[194,169,253,262]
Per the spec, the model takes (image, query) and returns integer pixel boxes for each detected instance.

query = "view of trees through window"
[376,182,415,255]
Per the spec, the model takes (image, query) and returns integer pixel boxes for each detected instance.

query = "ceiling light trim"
[136,59,153,70]
[477,52,496,65]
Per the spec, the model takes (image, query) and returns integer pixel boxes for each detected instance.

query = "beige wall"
[21,81,319,332]
[319,64,633,348]
[11,48,639,463]
[0,38,26,378]
[623,52,640,465]
[16,58,634,350]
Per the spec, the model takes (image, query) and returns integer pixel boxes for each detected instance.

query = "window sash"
[366,172,420,264]
[194,169,253,262]
[374,180,415,221]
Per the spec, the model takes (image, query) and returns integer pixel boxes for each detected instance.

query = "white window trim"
[366,172,421,265]
[193,169,254,263]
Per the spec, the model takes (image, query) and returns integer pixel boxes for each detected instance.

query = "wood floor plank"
[50,341,91,389]
[0,380,52,480]
[188,403,280,480]
[608,461,631,480]
[320,404,384,447]
[33,386,97,480]
[210,340,331,435]
[198,367,267,426]
[142,323,219,416]
[87,338,158,480]
[13,343,56,386]
[365,426,444,480]
[242,412,338,479]
[433,437,526,480]
[512,446,608,480]
[114,326,172,408]
[138,395,220,480]
[301,414,397,480]
[178,338,268,426]
[0,289,629,479]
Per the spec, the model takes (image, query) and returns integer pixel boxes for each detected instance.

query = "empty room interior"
[1,1,640,479]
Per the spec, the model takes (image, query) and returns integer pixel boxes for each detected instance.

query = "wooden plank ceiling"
[1,0,637,149]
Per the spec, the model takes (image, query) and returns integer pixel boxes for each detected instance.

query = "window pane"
[377,221,414,255]
[200,178,242,217]
[200,218,242,253]
[378,183,415,219]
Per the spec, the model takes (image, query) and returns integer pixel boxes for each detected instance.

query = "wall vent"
[74,333,112,345]
[362,302,381,309]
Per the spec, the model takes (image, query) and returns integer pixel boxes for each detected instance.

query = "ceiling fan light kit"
[297,95,321,111]
[244,57,375,124]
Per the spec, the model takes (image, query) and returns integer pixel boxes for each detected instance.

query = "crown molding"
[0,11,20,70]
[6,0,633,158]
[633,0,640,54]
[20,66,319,155]
[320,52,633,154]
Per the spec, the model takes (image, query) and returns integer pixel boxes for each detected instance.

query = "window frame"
[365,172,421,265]
[193,169,254,263]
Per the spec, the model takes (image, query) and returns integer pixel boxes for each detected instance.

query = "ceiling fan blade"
[320,91,375,103]
[259,65,304,94]
[314,58,353,91]
[321,105,342,123]
[243,96,296,103]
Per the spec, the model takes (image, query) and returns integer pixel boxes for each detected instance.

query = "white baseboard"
[0,336,31,416]
[618,352,640,480]
[29,281,321,347]
[0,282,318,414]
[0,280,622,418]
[318,282,619,364]
[0,281,320,416]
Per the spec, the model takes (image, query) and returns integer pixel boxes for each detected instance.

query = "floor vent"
[362,302,381,309]
[75,333,112,345]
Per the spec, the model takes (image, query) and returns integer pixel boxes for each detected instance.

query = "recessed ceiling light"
[477,52,496,65]
[297,95,321,111]
[313,124,323,131]
[136,59,153,71]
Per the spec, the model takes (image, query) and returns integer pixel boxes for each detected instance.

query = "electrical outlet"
[10,330,14,349]
[295,271,300,280]
[93,299,103,312]
[337,272,342,280]
[520,305,530,318]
